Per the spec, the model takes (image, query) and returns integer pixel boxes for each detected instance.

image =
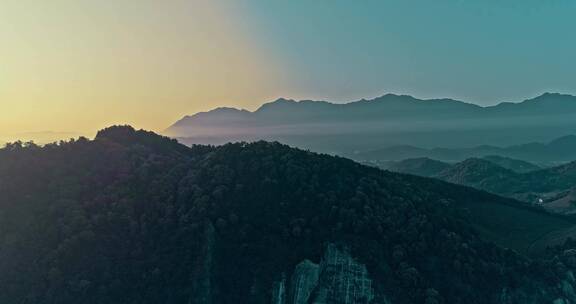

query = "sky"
[1,0,575,142]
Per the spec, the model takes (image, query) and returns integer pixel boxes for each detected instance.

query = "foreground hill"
[169,93,576,154]
[3,126,576,303]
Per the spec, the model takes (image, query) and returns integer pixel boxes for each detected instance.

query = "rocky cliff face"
[271,275,288,304]
[291,260,319,304]
[273,244,377,304]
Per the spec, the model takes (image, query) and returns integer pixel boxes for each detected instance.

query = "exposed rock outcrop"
[291,260,320,304]
[273,244,376,304]
[311,244,375,304]
[271,275,287,304]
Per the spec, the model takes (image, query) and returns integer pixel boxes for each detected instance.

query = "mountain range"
[4,126,576,303]
[168,93,576,154]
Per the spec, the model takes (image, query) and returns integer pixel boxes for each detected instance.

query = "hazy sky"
[1,0,575,141]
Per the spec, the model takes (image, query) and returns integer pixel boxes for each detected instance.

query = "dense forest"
[2,126,576,304]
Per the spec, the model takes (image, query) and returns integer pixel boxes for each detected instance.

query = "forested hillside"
[2,126,576,304]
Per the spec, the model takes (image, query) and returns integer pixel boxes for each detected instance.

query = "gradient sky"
[1,0,575,142]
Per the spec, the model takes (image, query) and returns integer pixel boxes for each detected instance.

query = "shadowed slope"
[2,126,576,303]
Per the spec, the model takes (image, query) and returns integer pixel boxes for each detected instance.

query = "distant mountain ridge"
[171,94,480,127]
[173,92,575,125]
[352,134,576,163]
[169,93,576,153]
